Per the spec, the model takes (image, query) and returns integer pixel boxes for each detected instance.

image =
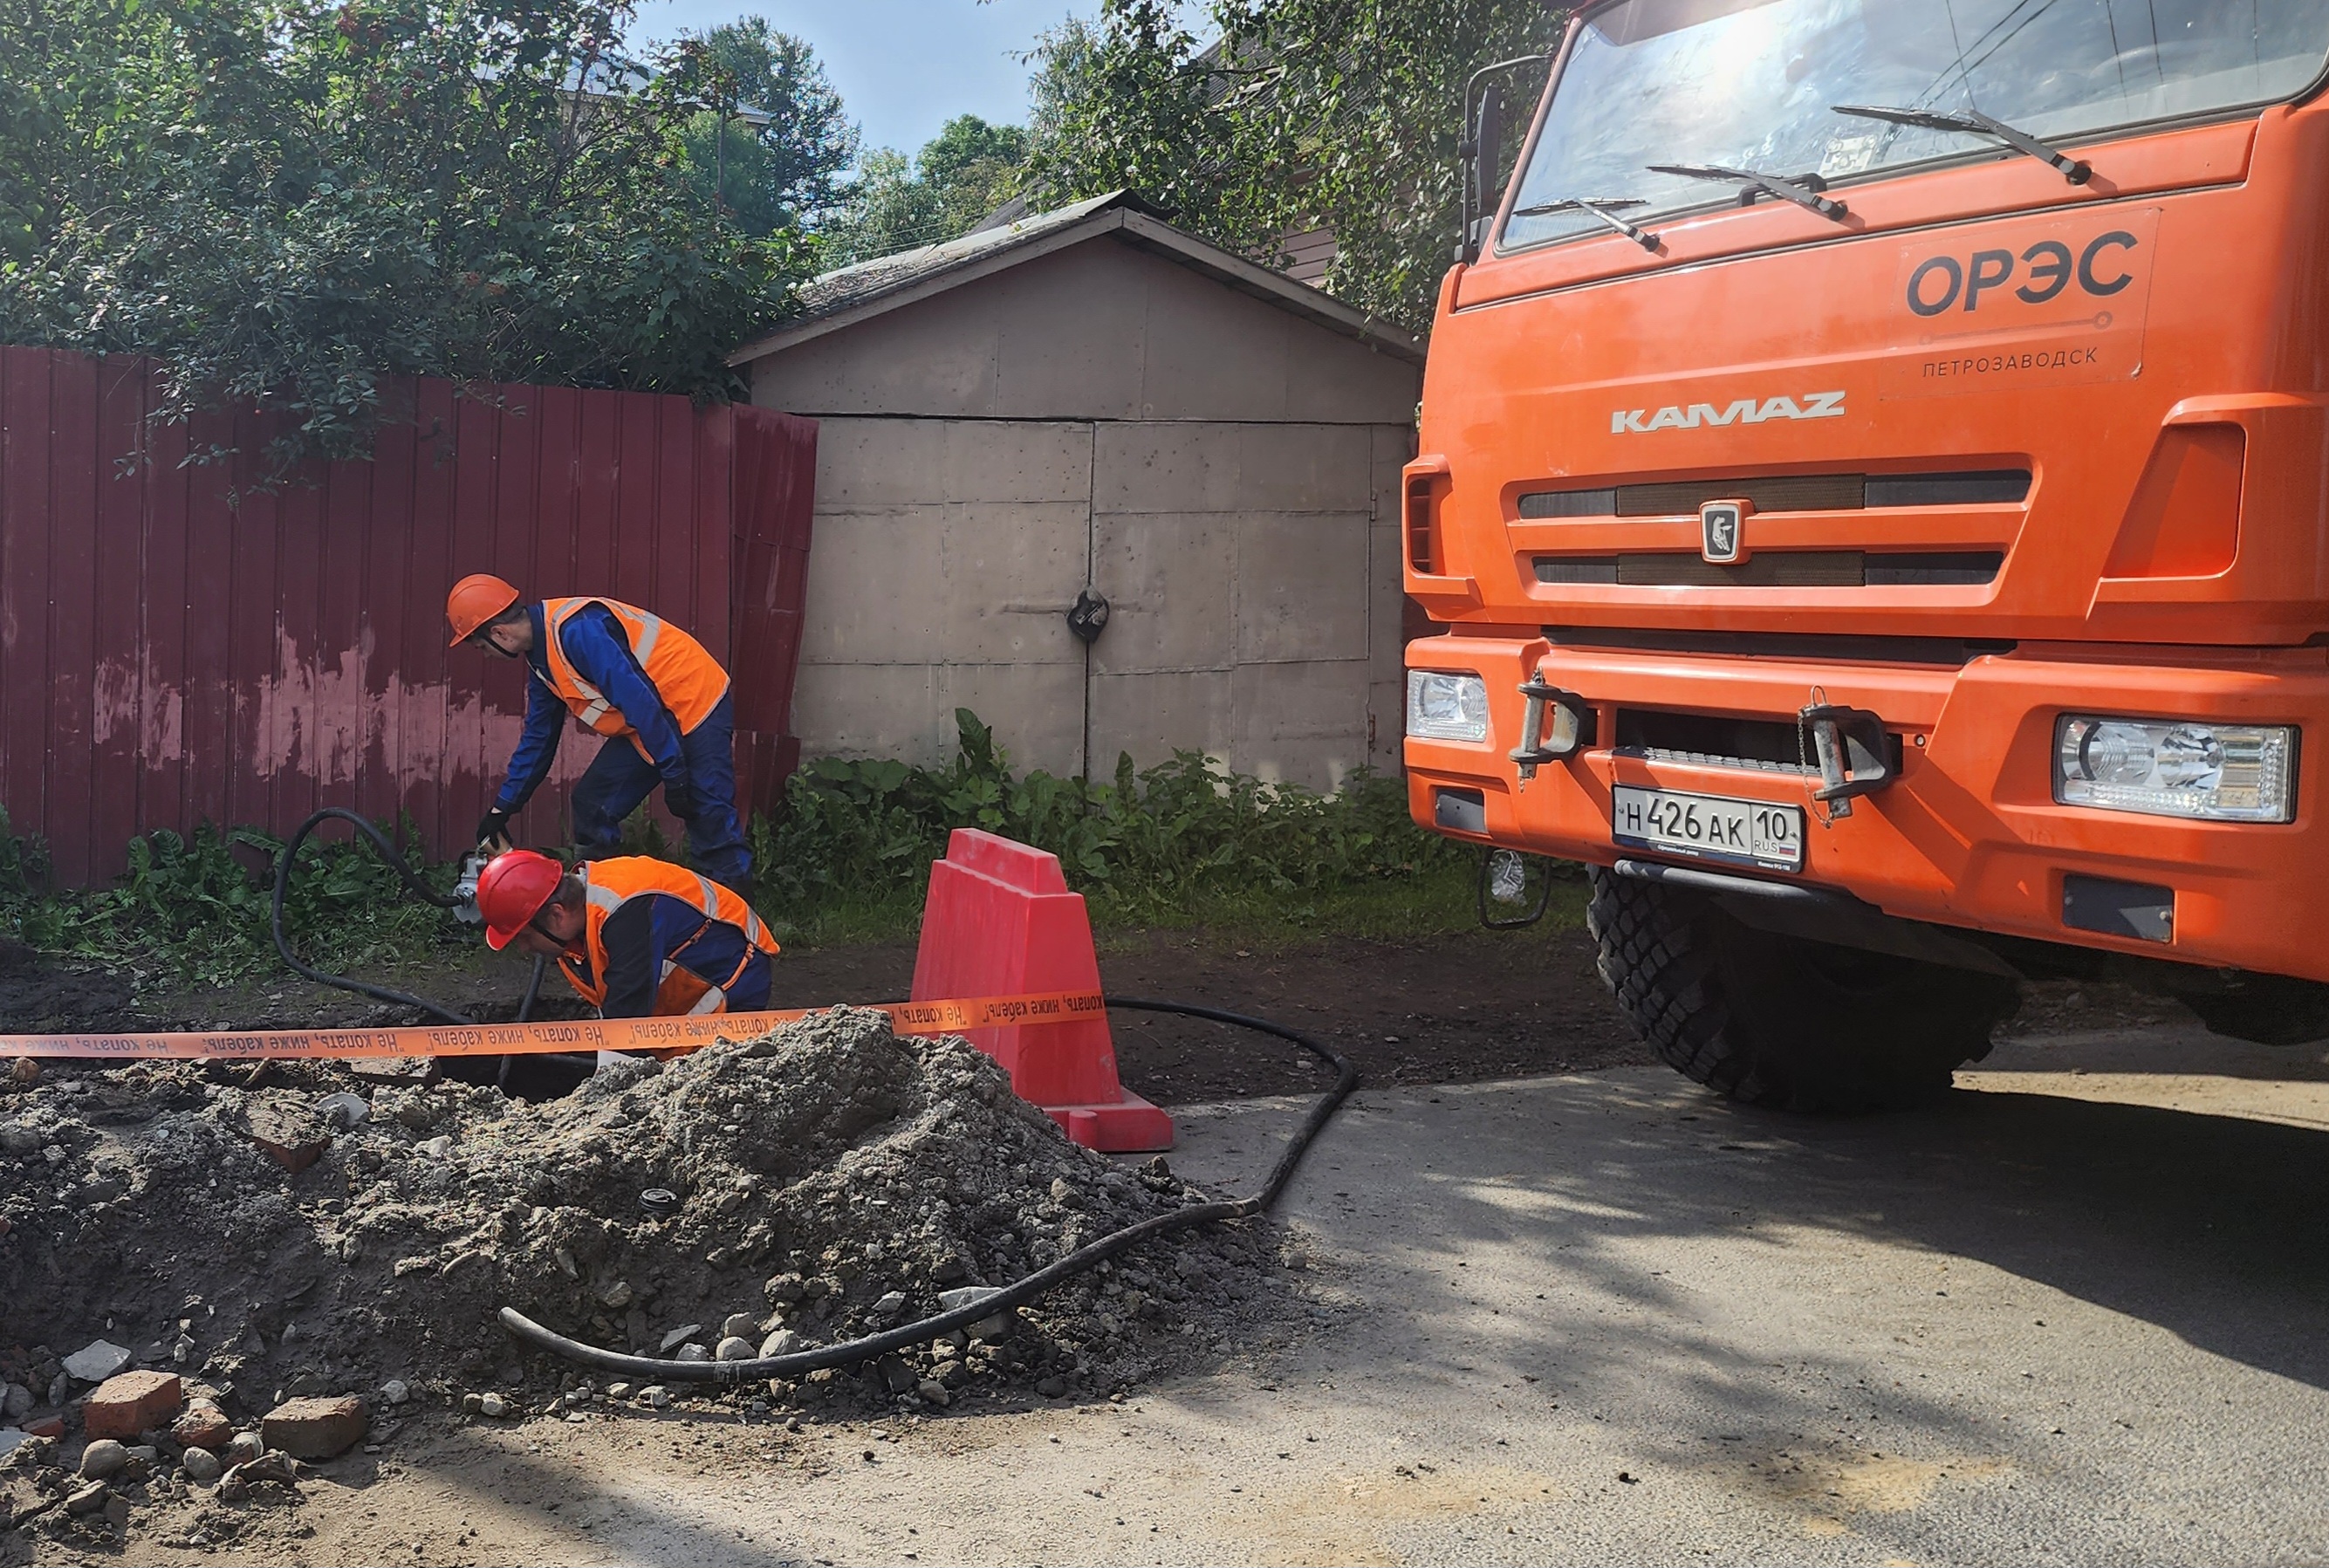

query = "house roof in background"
[727,190,1425,366]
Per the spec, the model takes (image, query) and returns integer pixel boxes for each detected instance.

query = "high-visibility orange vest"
[538,597,730,749]
[557,857,779,1017]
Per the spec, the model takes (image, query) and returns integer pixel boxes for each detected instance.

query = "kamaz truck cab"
[1406,0,2329,1108]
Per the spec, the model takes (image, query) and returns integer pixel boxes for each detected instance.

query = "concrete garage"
[729,191,1426,788]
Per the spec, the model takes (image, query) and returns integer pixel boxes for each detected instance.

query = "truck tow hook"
[1510,678,1590,787]
[1798,702,1894,820]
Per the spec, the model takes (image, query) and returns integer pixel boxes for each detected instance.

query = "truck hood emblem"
[1613,391,1846,435]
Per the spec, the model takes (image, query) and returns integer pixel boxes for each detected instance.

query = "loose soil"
[1,1010,1291,1557]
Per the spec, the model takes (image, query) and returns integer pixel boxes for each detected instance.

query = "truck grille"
[1535,551,2003,587]
[1517,469,2030,519]
[1613,709,1904,778]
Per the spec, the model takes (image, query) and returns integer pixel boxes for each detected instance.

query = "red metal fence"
[0,348,817,885]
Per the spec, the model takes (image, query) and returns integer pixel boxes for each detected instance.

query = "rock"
[173,1399,232,1451]
[658,1324,703,1353]
[226,1430,265,1466]
[932,1255,969,1284]
[65,1481,110,1516]
[871,1291,908,1319]
[721,1312,759,1340]
[1036,1375,1068,1398]
[180,1446,222,1484]
[605,1382,633,1400]
[262,1394,368,1460]
[675,1343,710,1364]
[314,1092,370,1130]
[477,1393,508,1419]
[763,1272,806,1304]
[380,1380,410,1407]
[1,1382,30,1420]
[714,1337,754,1362]
[640,1386,671,1409]
[45,1373,68,1407]
[461,1393,483,1414]
[0,1429,29,1462]
[876,1357,916,1395]
[0,1123,39,1156]
[598,1281,634,1311]
[915,1379,951,1407]
[758,1328,802,1359]
[79,1438,130,1480]
[225,1092,332,1173]
[62,1340,134,1383]
[84,1369,182,1440]
[417,1135,453,1161]
[217,1449,301,1499]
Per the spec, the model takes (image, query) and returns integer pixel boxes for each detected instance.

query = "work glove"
[475,808,511,850]
[663,777,698,822]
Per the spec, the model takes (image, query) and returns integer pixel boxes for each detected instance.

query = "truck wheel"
[1586,867,2018,1112]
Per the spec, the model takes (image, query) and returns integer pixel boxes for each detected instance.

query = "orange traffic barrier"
[908,829,1173,1154]
[0,989,1107,1062]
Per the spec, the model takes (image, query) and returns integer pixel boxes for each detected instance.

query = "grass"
[0,709,1587,989]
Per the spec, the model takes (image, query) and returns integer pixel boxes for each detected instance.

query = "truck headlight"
[2054,716,2296,823]
[1408,671,1490,743]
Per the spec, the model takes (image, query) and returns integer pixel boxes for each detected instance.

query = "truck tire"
[1586,866,2018,1112]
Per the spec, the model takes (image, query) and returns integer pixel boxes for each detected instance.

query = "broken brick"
[226,1093,331,1173]
[83,1370,181,1441]
[170,1398,232,1452]
[23,1414,65,1440]
[260,1394,366,1461]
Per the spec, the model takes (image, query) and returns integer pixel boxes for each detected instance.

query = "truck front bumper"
[1406,636,2329,983]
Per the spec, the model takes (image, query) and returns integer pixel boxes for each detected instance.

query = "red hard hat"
[446,573,521,648]
[476,849,565,950]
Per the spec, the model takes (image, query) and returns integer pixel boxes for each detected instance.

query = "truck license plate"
[1612,785,1804,873]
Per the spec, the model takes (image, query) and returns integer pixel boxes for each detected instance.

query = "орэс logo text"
[1611,390,1846,435]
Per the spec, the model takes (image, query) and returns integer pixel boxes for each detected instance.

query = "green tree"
[0,0,809,481]
[1024,0,1565,331]
[825,114,1031,265]
[678,17,859,236]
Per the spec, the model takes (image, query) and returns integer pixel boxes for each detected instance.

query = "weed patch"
[0,710,1541,988]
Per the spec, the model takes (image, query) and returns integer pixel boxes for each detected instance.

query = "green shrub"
[751,709,1469,934]
[0,709,1497,986]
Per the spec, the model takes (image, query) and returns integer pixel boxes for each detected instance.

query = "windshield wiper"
[1645,164,1848,221]
[1510,197,1661,252]
[1832,104,2092,184]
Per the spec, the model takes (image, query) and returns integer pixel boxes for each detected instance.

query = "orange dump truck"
[1406,1,2329,1107]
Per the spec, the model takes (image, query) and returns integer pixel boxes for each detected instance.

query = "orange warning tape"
[0,989,1109,1062]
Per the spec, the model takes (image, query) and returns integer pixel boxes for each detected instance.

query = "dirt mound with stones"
[2,1009,1282,1431]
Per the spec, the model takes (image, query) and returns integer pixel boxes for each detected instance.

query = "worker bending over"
[475,850,778,1017]
[446,574,750,886]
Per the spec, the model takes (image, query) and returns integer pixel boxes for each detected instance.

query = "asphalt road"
[257,1024,2329,1567]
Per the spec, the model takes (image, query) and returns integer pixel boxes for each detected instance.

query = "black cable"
[497,996,1359,1384]
[518,955,547,1024]
[271,808,471,1027]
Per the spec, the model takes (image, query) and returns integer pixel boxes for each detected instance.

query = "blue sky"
[626,0,1105,157]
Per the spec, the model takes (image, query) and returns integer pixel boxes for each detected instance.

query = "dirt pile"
[1,1009,1280,1432]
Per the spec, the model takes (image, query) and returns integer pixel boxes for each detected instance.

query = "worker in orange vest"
[446,574,750,886]
[473,849,779,1017]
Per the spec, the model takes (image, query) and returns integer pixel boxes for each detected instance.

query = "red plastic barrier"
[909,829,1174,1152]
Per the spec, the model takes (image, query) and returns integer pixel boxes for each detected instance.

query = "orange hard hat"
[476,849,566,950]
[446,573,522,648]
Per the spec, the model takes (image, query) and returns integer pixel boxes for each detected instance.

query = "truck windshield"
[1503,0,2329,251]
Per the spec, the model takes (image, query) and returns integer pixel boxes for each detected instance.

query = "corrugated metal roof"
[732,190,1424,366]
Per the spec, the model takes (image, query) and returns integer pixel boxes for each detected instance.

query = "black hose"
[497,996,1359,1385]
[271,807,471,1027]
